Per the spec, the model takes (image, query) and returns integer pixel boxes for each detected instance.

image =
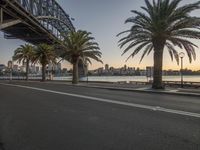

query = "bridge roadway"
[0,0,74,44]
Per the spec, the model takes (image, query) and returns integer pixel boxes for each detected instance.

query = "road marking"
[1,83,200,118]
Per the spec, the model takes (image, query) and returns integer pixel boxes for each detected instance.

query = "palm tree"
[33,43,57,81]
[60,30,103,84]
[118,0,200,89]
[13,44,34,80]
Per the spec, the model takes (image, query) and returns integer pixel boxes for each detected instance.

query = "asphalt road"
[0,81,200,150]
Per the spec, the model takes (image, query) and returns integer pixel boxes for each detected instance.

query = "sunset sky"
[0,0,200,70]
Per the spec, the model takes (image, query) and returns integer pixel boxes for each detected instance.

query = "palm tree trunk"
[42,64,46,81]
[152,40,165,89]
[25,60,29,81]
[72,58,79,84]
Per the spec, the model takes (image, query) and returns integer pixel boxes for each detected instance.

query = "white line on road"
[1,83,200,118]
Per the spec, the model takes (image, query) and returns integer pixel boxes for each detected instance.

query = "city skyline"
[1,0,200,71]
[2,61,200,78]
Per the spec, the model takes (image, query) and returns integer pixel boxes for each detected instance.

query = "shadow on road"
[0,142,5,150]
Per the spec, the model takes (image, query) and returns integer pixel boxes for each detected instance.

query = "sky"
[0,0,200,70]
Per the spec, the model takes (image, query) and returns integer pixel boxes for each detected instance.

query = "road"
[0,81,200,150]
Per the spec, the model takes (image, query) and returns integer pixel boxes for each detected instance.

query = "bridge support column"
[0,8,3,24]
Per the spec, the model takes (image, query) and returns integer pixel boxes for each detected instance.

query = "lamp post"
[86,63,89,84]
[179,52,185,88]
[8,60,13,81]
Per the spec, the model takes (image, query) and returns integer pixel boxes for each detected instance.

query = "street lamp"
[179,52,185,88]
[86,63,89,84]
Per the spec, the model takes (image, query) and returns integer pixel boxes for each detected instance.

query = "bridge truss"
[0,0,75,44]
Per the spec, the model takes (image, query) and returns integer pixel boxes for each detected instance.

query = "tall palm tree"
[33,44,57,81]
[118,0,200,89]
[60,30,103,84]
[13,44,34,80]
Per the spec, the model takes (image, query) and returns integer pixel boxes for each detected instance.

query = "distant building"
[55,63,62,75]
[140,70,147,76]
[0,64,6,72]
[7,61,12,69]
[47,63,54,71]
[56,63,62,71]
[62,68,68,76]
[36,66,40,74]
[97,67,104,75]
[105,64,109,71]
[146,66,154,77]
[78,61,87,77]
[13,65,19,72]
[127,67,135,75]
[135,68,140,76]
[124,65,127,71]
[47,63,62,76]
[29,65,37,73]
[164,69,180,75]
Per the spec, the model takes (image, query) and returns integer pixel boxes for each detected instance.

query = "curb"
[71,84,200,97]
[29,80,200,97]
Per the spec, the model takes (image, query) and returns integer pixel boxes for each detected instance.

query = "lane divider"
[1,83,200,118]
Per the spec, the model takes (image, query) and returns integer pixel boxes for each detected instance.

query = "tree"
[118,0,200,89]
[33,44,57,81]
[13,44,34,80]
[60,30,103,84]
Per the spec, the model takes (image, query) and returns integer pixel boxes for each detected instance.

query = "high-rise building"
[124,65,127,71]
[7,61,12,69]
[105,64,109,71]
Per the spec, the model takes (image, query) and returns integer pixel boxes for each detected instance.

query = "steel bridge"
[0,0,75,44]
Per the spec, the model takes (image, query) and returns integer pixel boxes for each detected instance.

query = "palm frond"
[139,44,153,63]
[166,42,179,64]
[60,30,102,65]
[118,0,200,64]
[126,41,150,61]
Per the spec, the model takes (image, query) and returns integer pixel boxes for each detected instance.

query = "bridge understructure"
[0,0,75,45]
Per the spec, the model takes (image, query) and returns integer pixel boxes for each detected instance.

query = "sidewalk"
[1,80,200,97]
[63,81,200,97]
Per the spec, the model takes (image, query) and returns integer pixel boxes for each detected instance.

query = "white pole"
[9,59,13,81]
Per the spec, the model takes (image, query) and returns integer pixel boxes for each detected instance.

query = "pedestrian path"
[73,82,200,97]
[1,80,200,97]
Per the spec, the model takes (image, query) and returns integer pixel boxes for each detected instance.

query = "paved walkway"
[64,82,200,97]
[1,80,200,96]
